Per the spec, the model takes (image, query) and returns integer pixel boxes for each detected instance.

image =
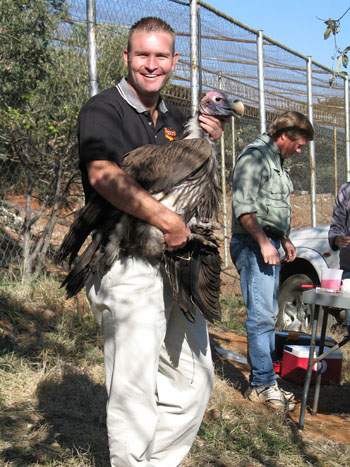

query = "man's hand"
[163,213,191,251]
[239,213,281,265]
[198,114,226,141]
[260,241,280,265]
[335,235,350,249]
[281,237,296,262]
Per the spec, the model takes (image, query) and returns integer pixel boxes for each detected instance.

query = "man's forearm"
[87,159,190,249]
[239,213,270,246]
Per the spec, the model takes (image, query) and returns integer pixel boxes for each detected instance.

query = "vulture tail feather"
[59,211,122,298]
[61,229,105,298]
[55,192,119,266]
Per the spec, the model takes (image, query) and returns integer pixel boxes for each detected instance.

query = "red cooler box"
[281,345,342,385]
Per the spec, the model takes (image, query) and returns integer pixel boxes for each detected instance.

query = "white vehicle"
[278,225,341,330]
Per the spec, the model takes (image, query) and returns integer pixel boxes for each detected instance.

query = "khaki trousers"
[87,255,214,466]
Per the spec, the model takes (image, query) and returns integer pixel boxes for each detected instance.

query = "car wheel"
[277,273,315,331]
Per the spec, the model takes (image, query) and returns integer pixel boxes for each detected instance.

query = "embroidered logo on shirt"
[164,127,176,141]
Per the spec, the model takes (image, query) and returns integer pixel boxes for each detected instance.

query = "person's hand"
[163,213,191,251]
[281,237,296,262]
[198,114,226,141]
[260,241,280,265]
[335,235,350,249]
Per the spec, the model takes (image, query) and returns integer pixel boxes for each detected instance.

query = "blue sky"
[203,1,350,70]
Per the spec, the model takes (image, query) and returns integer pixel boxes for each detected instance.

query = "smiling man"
[77,17,225,467]
[123,25,177,113]
[230,111,314,411]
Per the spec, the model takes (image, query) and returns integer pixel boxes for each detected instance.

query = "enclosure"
[0,0,349,275]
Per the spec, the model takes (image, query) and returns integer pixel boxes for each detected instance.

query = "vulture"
[55,90,244,323]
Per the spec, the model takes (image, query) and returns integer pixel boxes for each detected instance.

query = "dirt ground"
[209,329,350,445]
[5,191,348,446]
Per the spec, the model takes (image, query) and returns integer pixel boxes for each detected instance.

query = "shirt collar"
[116,77,168,114]
[261,133,282,155]
[260,133,284,166]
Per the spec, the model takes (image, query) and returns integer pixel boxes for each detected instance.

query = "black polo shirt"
[78,77,186,200]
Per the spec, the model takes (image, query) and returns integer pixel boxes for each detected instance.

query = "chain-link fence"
[1,0,349,273]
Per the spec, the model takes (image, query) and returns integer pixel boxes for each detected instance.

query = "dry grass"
[184,376,350,466]
[1,275,350,466]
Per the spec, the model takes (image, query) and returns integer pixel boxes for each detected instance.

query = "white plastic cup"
[320,268,343,291]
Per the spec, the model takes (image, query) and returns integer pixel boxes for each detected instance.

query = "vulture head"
[182,90,244,140]
[199,90,244,120]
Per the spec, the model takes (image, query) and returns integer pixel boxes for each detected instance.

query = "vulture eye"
[215,96,222,102]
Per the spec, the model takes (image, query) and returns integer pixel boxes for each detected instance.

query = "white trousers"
[86,255,214,466]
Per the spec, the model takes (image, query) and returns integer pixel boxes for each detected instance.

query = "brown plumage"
[56,90,244,323]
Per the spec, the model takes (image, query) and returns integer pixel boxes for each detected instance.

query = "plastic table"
[298,288,350,430]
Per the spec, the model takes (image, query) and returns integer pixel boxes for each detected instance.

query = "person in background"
[230,111,314,410]
[78,16,225,466]
[328,182,350,280]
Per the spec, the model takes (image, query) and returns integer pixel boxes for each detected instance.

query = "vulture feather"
[56,90,244,323]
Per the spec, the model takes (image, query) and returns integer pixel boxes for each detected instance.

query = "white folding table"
[298,288,350,430]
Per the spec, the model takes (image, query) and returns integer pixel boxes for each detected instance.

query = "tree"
[0,2,127,277]
[0,0,67,109]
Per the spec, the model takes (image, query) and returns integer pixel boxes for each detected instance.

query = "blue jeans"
[230,234,280,388]
[342,270,350,280]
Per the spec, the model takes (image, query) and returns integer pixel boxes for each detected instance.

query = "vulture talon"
[188,233,217,248]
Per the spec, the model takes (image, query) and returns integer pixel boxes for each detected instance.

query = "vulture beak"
[230,99,245,120]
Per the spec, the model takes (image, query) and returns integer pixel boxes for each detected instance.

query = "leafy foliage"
[320,7,350,85]
[0,0,67,109]
[0,1,127,277]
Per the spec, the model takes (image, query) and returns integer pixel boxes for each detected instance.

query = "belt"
[263,225,285,241]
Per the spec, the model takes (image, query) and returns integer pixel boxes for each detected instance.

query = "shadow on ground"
[1,366,109,466]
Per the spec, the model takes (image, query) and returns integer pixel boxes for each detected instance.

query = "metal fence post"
[197,4,202,98]
[307,56,317,226]
[257,30,266,134]
[231,117,236,170]
[345,76,350,181]
[190,0,199,116]
[218,74,229,268]
[86,0,98,97]
[334,124,338,197]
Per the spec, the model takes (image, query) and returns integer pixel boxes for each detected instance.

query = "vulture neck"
[181,112,210,141]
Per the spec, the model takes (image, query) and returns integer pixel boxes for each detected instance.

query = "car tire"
[277,273,315,331]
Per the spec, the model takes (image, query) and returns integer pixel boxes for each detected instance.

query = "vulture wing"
[55,137,212,266]
[122,137,212,193]
[164,227,221,323]
[56,137,221,322]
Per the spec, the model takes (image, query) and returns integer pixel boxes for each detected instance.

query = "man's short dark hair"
[127,17,176,52]
[268,111,314,141]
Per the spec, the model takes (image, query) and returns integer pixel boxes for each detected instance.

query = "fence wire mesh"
[0,0,349,273]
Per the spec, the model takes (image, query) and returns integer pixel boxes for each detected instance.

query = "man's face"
[123,30,178,98]
[278,133,308,159]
